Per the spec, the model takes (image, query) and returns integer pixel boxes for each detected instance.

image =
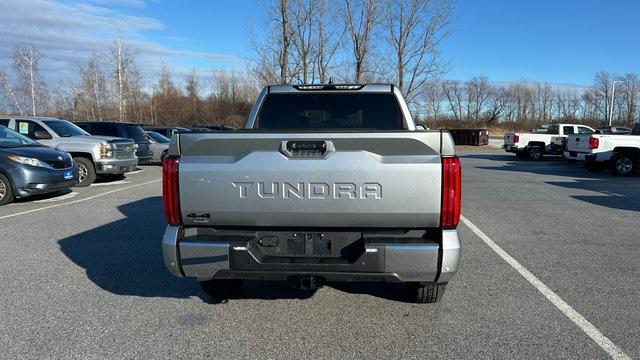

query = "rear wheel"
[0,173,15,206]
[75,157,96,187]
[527,146,543,160]
[610,153,637,176]
[199,279,244,298]
[407,282,447,303]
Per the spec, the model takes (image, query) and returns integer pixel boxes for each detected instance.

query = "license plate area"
[251,231,363,261]
[63,170,74,180]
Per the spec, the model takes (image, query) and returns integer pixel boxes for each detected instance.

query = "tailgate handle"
[280,140,335,159]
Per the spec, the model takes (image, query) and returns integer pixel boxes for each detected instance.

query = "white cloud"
[0,0,242,83]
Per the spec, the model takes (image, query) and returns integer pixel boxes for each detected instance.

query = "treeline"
[0,40,258,128]
[421,72,640,130]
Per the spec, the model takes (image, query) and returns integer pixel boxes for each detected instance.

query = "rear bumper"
[563,151,603,162]
[503,144,519,153]
[95,158,138,174]
[162,226,461,283]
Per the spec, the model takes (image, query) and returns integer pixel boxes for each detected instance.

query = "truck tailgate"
[566,134,592,152]
[504,133,517,145]
[177,132,444,228]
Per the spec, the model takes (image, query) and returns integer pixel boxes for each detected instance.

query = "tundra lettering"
[231,181,383,199]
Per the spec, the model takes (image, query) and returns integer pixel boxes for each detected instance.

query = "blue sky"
[0,0,638,87]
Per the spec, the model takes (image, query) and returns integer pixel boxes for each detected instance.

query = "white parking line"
[91,179,131,186]
[461,215,631,360]
[0,179,160,221]
[33,191,78,203]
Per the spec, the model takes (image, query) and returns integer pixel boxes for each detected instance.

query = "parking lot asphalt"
[1,155,638,359]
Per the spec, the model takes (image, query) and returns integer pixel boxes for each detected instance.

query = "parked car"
[0,125,78,205]
[145,131,170,163]
[503,123,595,160]
[75,121,153,165]
[0,117,137,187]
[595,126,632,135]
[162,84,461,303]
[141,126,191,139]
[564,123,640,175]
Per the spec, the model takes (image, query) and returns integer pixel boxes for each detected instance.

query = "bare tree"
[289,0,318,83]
[555,89,581,121]
[423,80,443,122]
[343,0,377,83]
[314,0,343,83]
[465,76,490,124]
[79,54,107,120]
[249,0,294,85]
[14,41,45,116]
[185,68,200,122]
[620,73,640,125]
[441,80,463,121]
[382,0,452,104]
[592,71,612,123]
[0,69,24,115]
[485,86,509,123]
[110,38,135,120]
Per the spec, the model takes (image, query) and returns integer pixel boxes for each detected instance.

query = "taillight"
[588,137,599,149]
[162,155,181,225]
[512,134,519,143]
[441,156,461,229]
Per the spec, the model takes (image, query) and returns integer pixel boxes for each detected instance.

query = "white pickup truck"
[503,124,595,160]
[564,123,640,175]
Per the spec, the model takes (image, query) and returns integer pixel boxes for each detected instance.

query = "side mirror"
[34,130,52,140]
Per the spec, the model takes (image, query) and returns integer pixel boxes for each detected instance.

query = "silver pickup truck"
[161,84,462,303]
[0,117,138,186]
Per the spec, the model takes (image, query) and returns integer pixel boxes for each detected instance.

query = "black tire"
[584,162,605,172]
[0,173,15,206]
[527,146,544,160]
[199,279,244,298]
[160,150,167,164]
[515,150,527,159]
[75,157,97,187]
[609,153,637,176]
[407,282,447,304]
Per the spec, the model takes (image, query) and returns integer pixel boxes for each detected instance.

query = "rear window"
[124,125,148,142]
[256,93,404,130]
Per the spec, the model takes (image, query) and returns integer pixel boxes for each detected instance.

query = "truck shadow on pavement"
[57,196,402,303]
[546,178,640,212]
[464,154,640,212]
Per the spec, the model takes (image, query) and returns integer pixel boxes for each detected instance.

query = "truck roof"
[268,83,395,94]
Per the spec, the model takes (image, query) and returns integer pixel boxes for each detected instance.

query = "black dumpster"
[447,128,489,146]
